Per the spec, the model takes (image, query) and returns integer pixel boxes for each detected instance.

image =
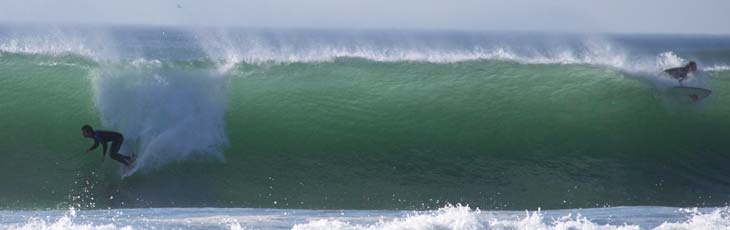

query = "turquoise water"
[1,26,730,213]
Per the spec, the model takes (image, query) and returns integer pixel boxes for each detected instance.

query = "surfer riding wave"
[663,61,712,102]
[81,125,135,167]
[664,61,697,86]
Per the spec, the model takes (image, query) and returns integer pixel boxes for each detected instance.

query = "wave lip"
[2,27,729,74]
[195,31,636,70]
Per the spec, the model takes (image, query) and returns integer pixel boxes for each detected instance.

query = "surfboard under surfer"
[664,61,697,86]
[81,125,135,167]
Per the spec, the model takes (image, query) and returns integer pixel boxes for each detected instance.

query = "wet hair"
[81,125,94,133]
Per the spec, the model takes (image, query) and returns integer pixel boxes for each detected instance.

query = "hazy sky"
[2,0,729,34]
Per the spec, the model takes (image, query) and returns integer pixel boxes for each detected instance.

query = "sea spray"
[91,63,229,173]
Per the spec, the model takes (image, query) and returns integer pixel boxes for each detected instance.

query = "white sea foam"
[488,211,641,230]
[3,206,730,230]
[653,208,730,230]
[293,205,483,230]
[293,205,730,230]
[655,52,687,71]
[703,65,730,72]
[3,208,131,230]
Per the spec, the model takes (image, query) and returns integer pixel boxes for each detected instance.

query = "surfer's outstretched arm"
[87,141,99,152]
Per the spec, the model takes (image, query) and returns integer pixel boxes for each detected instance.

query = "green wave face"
[0,53,99,208]
[2,52,730,210]
[221,59,730,209]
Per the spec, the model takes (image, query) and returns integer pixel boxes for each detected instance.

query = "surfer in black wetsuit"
[81,125,134,167]
[664,61,697,85]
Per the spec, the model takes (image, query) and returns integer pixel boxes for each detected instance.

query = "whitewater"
[3,205,730,229]
[2,24,730,229]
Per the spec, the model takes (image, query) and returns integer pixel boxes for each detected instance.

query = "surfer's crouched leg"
[109,141,132,166]
[110,152,131,166]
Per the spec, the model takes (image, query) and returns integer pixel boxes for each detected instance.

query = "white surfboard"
[667,86,712,102]
[121,153,139,178]
[121,163,139,178]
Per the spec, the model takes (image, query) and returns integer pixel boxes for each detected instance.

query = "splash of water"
[91,64,229,173]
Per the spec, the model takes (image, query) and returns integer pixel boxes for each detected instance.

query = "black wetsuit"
[88,130,133,166]
[664,66,693,85]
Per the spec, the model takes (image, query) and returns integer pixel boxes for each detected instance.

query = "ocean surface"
[1,24,730,229]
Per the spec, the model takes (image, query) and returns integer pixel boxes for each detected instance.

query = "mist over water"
[92,66,228,172]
